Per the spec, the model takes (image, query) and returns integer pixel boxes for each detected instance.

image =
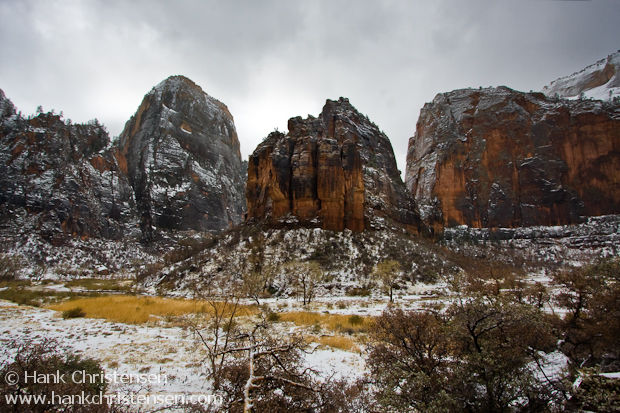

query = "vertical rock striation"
[0,89,136,243]
[247,98,418,232]
[1,76,248,244]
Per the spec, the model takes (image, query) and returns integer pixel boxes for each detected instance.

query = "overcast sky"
[1,0,618,174]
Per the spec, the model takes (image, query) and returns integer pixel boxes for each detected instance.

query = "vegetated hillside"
[542,50,620,101]
[138,212,620,298]
[247,97,419,233]
[406,86,619,233]
[442,214,620,273]
[139,221,457,297]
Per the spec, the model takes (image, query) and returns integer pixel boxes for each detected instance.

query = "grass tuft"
[0,285,92,307]
[306,334,361,352]
[64,278,134,292]
[62,307,86,319]
[318,335,361,352]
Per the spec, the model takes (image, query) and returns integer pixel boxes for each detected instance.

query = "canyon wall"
[406,87,619,232]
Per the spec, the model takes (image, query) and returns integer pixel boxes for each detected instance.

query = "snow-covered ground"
[0,298,367,410]
[4,265,613,411]
[0,301,210,395]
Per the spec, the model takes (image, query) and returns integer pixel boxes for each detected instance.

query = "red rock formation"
[406,87,620,232]
[247,98,418,232]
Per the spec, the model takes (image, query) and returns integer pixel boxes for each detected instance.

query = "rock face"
[247,98,418,232]
[118,76,246,239]
[0,89,136,243]
[542,51,620,101]
[405,87,620,232]
[0,76,247,244]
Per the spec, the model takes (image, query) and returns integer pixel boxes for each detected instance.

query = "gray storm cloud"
[1,0,618,173]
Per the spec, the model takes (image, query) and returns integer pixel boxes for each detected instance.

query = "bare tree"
[373,259,402,302]
[191,307,334,412]
[241,263,277,306]
[285,260,323,306]
[220,320,316,412]
[190,293,243,392]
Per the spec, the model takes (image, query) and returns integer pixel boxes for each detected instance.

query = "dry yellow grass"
[47,295,257,324]
[278,311,373,334]
[314,335,361,352]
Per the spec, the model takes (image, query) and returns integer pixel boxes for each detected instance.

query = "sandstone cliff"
[247,98,418,232]
[405,86,619,232]
[118,76,246,239]
[0,89,136,244]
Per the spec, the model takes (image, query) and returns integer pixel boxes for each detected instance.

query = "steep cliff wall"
[405,87,619,232]
[0,89,136,244]
[247,98,418,232]
[1,76,248,244]
[119,76,246,239]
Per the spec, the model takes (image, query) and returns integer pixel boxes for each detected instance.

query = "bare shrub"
[553,258,620,371]
[0,338,110,412]
[367,288,561,412]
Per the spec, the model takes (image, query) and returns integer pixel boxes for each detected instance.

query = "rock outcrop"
[0,89,136,243]
[1,76,247,244]
[247,98,418,232]
[118,76,246,239]
[405,86,620,232]
[543,50,620,101]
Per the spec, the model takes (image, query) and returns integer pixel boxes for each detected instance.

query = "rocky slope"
[118,76,246,240]
[443,214,619,270]
[543,51,620,101]
[246,98,419,232]
[405,86,619,232]
[0,89,137,244]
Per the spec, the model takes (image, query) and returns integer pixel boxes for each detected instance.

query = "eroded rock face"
[0,89,136,243]
[405,87,620,232]
[119,76,246,239]
[1,76,248,244]
[247,98,418,232]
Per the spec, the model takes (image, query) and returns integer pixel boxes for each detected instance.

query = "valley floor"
[0,266,614,411]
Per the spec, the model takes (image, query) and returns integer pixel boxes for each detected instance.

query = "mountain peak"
[247,97,419,232]
[152,75,204,96]
[118,76,246,238]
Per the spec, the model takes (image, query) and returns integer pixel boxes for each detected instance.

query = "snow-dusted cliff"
[542,51,620,101]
